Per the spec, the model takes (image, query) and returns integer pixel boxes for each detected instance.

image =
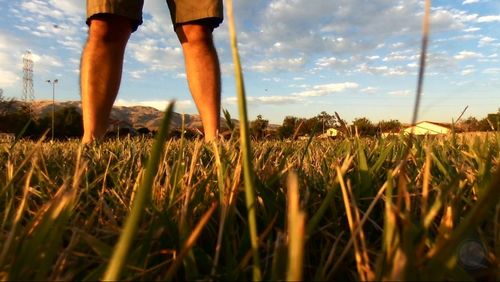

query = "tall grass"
[227,0,261,280]
[103,102,174,280]
[0,134,498,280]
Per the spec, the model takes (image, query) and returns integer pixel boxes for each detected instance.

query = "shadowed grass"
[0,134,498,280]
[103,102,174,281]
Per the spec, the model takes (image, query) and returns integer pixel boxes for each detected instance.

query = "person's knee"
[88,14,132,43]
[176,24,213,46]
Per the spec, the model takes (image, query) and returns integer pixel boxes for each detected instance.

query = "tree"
[278,116,300,139]
[352,117,376,136]
[250,114,269,139]
[377,119,402,133]
[317,111,337,133]
[302,116,321,136]
[486,112,500,130]
[38,107,83,139]
[457,116,480,132]
[0,90,15,117]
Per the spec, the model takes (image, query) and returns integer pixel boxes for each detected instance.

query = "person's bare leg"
[176,24,221,141]
[81,15,132,144]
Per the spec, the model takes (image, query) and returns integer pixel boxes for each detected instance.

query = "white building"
[403,121,451,135]
[318,128,339,138]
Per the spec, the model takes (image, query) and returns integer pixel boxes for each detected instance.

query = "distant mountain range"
[6,100,237,130]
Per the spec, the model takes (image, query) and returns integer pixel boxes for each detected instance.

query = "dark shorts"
[86,0,223,32]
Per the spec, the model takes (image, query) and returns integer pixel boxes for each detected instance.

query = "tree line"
[0,95,83,140]
[1,92,498,140]
[249,110,500,140]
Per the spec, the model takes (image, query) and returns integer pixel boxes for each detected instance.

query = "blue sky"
[0,0,498,125]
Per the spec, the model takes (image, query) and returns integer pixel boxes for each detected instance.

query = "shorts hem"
[174,7,223,27]
[86,5,143,32]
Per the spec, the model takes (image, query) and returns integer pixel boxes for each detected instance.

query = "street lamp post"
[46,79,58,140]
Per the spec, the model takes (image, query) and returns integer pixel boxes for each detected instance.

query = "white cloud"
[21,1,63,21]
[31,53,64,69]
[223,95,303,106]
[250,57,305,73]
[477,15,500,23]
[293,82,358,97]
[463,27,480,32]
[223,82,359,105]
[454,50,484,60]
[483,68,500,74]
[0,69,20,86]
[361,87,378,94]
[115,99,193,111]
[461,68,475,75]
[233,0,474,75]
[462,0,479,4]
[356,63,409,76]
[382,53,417,62]
[0,33,25,86]
[128,69,148,79]
[478,36,496,47]
[48,0,84,18]
[315,56,349,68]
[250,95,303,104]
[388,90,411,96]
[392,42,405,48]
[128,39,183,72]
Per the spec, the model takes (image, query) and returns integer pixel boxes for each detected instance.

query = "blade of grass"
[337,167,370,281]
[425,167,500,278]
[329,161,404,278]
[270,232,287,281]
[103,102,174,281]
[164,202,217,281]
[306,154,353,236]
[421,144,432,215]
[226,1,261,280]
[0,160,33,268]
[286,172,305,281]
[410,0,431,128]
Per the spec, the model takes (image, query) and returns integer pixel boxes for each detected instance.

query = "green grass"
[0,132,498,281]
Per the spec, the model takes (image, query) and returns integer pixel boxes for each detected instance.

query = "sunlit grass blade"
[286,172,305,281]
[8,182,79,280]
[0,160,33,268]
[103,102,174,281]
[1,132,47,195]
[329,161,405,278]
[421,144,432,215]
[226,0,261,280]
[165,202,217,281]
[337,166,373,281]
[307,154,353,236]
[425,167,500,279]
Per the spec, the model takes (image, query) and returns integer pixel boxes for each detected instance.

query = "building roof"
[405,121,451,128]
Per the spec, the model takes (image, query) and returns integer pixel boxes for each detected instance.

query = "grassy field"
[0,131,498,281]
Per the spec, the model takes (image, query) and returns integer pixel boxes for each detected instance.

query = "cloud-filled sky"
[0,0,498,124]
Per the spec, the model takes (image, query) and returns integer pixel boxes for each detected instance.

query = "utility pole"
[46,79,58,140]
[22,51,35,116]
